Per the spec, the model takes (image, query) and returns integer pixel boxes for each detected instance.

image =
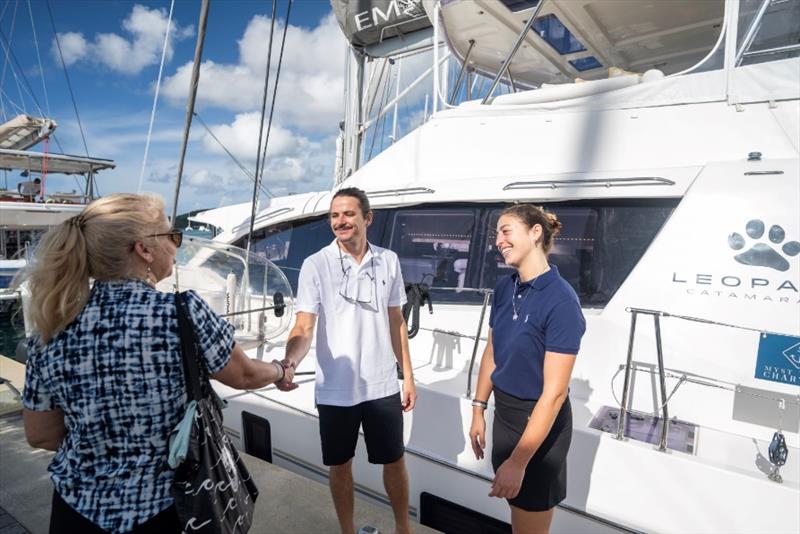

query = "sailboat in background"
[0,3,117,305]
[0,116,115,304]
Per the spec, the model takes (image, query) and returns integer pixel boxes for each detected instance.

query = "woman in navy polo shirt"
[469,204,586,533]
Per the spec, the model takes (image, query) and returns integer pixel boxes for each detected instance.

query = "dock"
[0,356,439,534]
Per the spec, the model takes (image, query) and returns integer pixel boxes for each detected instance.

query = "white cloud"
[199,111,337,194]
[202,112,304,162]
[54,32,89,65]
[161,13,346,133]
[52,4,194,75]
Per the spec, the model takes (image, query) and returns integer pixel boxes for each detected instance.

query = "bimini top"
[424,0,726,87]
[0,148,116,175]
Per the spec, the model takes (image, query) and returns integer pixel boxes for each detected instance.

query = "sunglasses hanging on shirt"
[338,245,376,304]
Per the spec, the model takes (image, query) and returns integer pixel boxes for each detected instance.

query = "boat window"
[498,0,540,13]
[533,14,586,55]
[239,210,388,295]
[386,207,479,303]
[252,222,292,263]
[239,217,329,292]
[0,229,40,261]
[481,201,676,308]
[737,0,800,66]
[569,56,603,72]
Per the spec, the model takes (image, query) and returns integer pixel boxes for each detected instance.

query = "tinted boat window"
[237,217,329,293]
[240,211,387,296]
[482,202,675,307]
[253,222,292,263]
[386,207,479,303]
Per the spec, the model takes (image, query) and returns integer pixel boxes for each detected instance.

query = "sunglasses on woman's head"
[146,229,183,247]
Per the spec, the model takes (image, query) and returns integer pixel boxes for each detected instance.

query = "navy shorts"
[317,392,404,466]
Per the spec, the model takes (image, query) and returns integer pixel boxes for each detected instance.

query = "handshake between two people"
[272,358,299,392]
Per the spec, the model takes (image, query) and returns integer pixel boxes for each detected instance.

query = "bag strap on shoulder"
[175,291,203,402]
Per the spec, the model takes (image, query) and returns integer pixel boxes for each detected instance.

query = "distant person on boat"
[19,193,295,533]
[280,186,416,534]
[469,204,585,534]
[18,177,41,202]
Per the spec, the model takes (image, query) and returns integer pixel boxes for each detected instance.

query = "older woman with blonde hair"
[21,193,293,533]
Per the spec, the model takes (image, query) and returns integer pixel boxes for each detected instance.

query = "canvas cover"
[331,0,430,47]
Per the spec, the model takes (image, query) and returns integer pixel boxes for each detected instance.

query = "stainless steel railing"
[615,306,797,454]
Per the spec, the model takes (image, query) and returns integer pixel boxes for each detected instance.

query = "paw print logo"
[728,220,800,272]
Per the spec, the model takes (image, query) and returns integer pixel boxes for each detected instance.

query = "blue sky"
[2,0,344,214]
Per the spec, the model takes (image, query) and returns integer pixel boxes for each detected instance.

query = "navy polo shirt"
[489,265,586,400]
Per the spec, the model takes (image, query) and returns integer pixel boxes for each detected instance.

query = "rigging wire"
[9,0,25,113]
[46,0,90,158]
[0,27,65,151]
[0,2,10,23]
[27,0,50,116]
[246,0,278,254]
[256,0,292,186]
[193,111,274,198]
[0,86,26,115]
[0,0,20,122]
[137,0,174,193]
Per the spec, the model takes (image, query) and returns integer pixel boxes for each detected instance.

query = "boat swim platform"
[0,361,440,534]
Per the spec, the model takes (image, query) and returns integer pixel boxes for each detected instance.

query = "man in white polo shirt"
[280,187,416,534]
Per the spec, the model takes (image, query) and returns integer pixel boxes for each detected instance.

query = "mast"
[338,47,365,183]
[171,0,211,224]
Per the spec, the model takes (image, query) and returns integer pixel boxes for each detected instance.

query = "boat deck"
[0,356,440,534]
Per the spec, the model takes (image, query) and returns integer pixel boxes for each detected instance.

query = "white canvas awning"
[0,149,115,175]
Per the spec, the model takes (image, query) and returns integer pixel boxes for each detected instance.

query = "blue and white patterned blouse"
[22,280,234,533]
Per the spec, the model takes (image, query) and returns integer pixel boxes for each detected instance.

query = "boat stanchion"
[654,314,670,452]
[616,310,638,441]
[466,290,492,399]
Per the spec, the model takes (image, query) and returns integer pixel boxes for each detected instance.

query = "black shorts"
[317,392,404,466]
[491,388,572,512]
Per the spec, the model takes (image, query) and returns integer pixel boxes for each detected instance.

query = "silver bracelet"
[471,399,488,409]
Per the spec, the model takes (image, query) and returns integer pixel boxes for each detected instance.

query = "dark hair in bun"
[500,204,562,254]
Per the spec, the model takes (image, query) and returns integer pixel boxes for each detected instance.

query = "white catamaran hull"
[202,55,799,533]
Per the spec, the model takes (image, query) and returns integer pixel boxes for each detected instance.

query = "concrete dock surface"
[0,411,440,534]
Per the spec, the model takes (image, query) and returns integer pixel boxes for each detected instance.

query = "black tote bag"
[170,291,259,533]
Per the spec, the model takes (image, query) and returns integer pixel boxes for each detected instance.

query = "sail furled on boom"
[331,0,430,48]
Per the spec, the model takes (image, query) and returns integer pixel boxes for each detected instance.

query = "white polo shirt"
[296,240,407,406]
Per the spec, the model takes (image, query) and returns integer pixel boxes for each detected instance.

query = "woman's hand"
[489,457,526,499]
[469,413,486,460]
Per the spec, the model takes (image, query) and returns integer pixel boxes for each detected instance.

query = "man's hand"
[275,358,298,392]
[401,377,416,412]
